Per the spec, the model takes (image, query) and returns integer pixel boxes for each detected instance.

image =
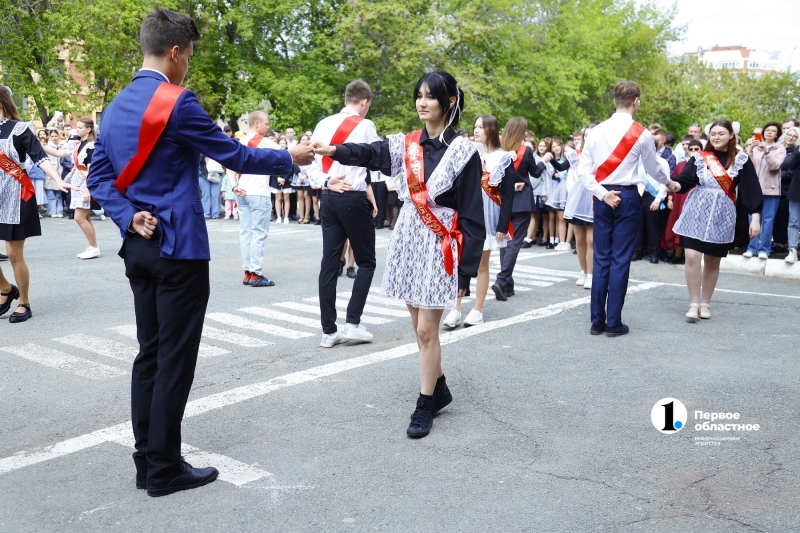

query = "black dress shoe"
[590,323,607,335]
[649,255,659,264]
[432,375,452,415]
[136,472,147,489]
[0,253,8,261]
[338,260,345,277]
[537,240,547,246]
[8,303,31,323]
[631,254,643,261]
[407,394,434,438]
[147,461,219,497]
[491,283,507,301]
[606,324,630,337]
[346,266,356,279]
[521,240,532,249]
[506,288,515,297]
[0,284,20,316]
[545,243,555,249]
[375,224,385,230]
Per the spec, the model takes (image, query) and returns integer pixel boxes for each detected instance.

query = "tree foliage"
[2,0,799,139]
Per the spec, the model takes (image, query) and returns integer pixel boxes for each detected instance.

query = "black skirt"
[680,236,731,258]
[388,191,402,206]
[0,196,42,241]
[567,217,593,227]
[308,187,320,197]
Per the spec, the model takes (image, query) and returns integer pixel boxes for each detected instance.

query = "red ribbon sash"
[72,143,89,179]
[114,82,187,194]
[237,134,265,179]
[513,145,526,172]
[480,163,514,238]
[595,121,645,183]
[700,151,736,204]
[404,129,463,276]
[0,148,35,201]
[321,115,364,174]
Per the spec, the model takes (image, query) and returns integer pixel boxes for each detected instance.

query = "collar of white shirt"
[339,107,360,117]
[139,68,169,82]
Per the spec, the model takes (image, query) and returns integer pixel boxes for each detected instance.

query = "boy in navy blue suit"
[87,9,315,497]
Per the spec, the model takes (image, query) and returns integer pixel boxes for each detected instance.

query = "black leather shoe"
[606,324,630,337]
[375,224,385,230]
[0,284,20,316]
[491,283,507,301]
[537,240,547,246]
[346,266,356,279]
[407,394,434,438]
[590,323,607,336]
[432,375,452,415]
[8,303,32,323]
[0,253,8,261]
[146,461,219,497]
[338,260,345,277]
[545,243,555,249]
[506,289,515,297]
[136,472,146,489]
[631,254,643,261]
[649,255,659,264]
[521,240,532,249]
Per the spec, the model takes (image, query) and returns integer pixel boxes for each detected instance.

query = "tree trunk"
[27,71,51,126]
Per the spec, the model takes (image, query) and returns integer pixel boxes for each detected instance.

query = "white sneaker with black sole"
[343,323,373,342]
[442,309,462,328]
[320,331,346,348]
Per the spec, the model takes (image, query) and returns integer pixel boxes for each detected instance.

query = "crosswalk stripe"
[0,344,126,380]
[487,267,566,283]
[470,282,533,292]
[490,262,581,278]
[303,297,408,317]
[52,334,137,361]
[272,302,392,325]
[205,313,315,339]
[201,325,274,347]
[107,324,232,357]
[339,291,409,309]
[238,306,321,328]
[181,444,272,487]
[485,273,552,287]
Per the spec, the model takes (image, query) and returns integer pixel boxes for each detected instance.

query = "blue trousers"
[198,177,221,219]
[591,189,642,329]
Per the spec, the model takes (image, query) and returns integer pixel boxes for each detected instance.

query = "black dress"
[672,149,763,257]
[0,120,47,241]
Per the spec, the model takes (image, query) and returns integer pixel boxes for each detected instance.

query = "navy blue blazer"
[88,70,292,260]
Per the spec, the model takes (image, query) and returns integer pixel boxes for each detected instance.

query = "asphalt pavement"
[0,215,798,532]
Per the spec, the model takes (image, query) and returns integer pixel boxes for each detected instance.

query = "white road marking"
[339,291,409,308]
[272,302,393,325]
[52,334,137,361]
[487,268,567,283]
[0,283,661,478]
[485,272,553,287]
[488,261,581,279]
[181,444,272,487]
[628,279,800,299]
[205,313,315,339]
[238,306,322,328]
[367,286,472,303]
[0,344,126,380]
[303,297,409,317]
[200,325,274,348]
[108,324,233,356]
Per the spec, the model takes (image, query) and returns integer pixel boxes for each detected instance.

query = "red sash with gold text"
[405,129,463,276]
[0,148,35,201]
[595,121,645,182]
[321,115,364,174]
[700,151,736,204]
[481,162,514,238]
[114,82,187,194]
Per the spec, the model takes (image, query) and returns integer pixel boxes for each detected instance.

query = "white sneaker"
[77,246,101,259]
[283,217,290,224]
[786,249,798,264]
[99,214,107,221]
[463,309,484,326]
[555,242,572,251]
[342,323,373,342]
[56,214,64,218]
[758,252,768,260]
[320,331,347,348]
[442,309,462,328]
[576,272,586,286]
[583,274,593,290]
[742,251,754,258]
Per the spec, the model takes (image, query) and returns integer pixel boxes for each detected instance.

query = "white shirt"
[307,107,381,191]
[235,132,280,197]
[138,68,169,82]
[577,112,670,200]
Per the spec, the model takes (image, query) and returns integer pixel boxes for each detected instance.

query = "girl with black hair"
[314,70,485,439]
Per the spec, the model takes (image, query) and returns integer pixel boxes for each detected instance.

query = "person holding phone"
[744,122,786,259]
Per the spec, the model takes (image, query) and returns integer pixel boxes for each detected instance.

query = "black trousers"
[319,191,376,334]
[371,181,388,227]
[773,196,789,245]
[496,212,531,292]
[635,192,663,257]
[123,234,210,480]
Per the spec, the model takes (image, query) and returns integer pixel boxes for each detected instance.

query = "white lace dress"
[67,140,94,210]
[381,134,479,309]
[482,150,514,251]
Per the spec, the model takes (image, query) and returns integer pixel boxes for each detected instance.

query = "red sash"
[72,143,89,179]
[405,129,463,276]
[481,163,514,238]
[595,121,644,182]
[0,148,35,201]
[513,145,526,172]
[114,82,187,194]
[237,134,265,179]
[321,115,363,174]
[700,151,736,204]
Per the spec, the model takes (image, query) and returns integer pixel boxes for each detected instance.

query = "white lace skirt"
[673,187,736,244]
[381,203,459,310]
[482,191,507,251]
[545,179,567,210]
